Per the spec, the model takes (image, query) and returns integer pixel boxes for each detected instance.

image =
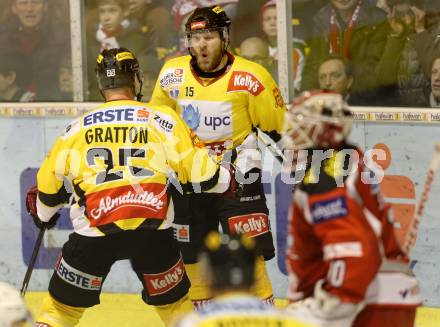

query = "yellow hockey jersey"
[151,53,286,171]
[36,100,229,237]
[173,294,312,327]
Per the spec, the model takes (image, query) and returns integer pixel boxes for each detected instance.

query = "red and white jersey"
[286,145,422,308]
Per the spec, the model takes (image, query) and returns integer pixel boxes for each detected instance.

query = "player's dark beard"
[196,46,224,72]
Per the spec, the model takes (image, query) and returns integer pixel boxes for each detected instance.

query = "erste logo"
[173,224,190,242]
[136,108,150,122]
[56,255,103,291]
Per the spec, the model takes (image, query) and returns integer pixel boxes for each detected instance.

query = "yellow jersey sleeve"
[36,133,76,220]
[148,106,226,192]
[247,64,286,140]
[150,60,180,109]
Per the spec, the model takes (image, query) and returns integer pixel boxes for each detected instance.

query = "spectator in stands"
[57,56,73,101]
[317,55,366,105]
[239,37,277,80]
[127,0,153,30]
[173,0,239,20]
[397,1,440,107]
[0,0,70,101]
[0,53,35,102]
[293,0,328,40]
[259,0,306,91]
[86,0,150,100]
[389,0,432,107]
[137,54,160,101]
[143,2,177,62]
[428,55,440,107]
[231,0,267,48]
[169,1,198,59]
[301,0,402,105]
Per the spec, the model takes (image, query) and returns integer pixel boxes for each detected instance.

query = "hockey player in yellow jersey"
[25,48,233,327]
[150,5,286,309]
[173,232,312,327]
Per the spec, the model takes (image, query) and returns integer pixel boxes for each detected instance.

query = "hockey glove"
[26,185,59,230]
[285,280,364,327]
[220,160,236,197]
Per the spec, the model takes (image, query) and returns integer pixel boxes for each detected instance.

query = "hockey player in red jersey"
[283,90,421,327]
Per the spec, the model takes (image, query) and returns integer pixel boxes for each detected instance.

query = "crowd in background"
[1,0,440,107]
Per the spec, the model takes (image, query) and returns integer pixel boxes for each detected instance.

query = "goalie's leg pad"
[352,305,417,327]
[251,255,274,303]
[185,262,213,307]
[35,294,85,327]
[155,294,193,326]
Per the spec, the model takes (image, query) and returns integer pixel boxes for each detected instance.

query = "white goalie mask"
[0,282,33,327]
[283,90,353,150]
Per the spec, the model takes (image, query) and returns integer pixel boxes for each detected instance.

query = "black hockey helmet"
[184,6,232,48]
[95,47,144,101]
[199,231,256,291]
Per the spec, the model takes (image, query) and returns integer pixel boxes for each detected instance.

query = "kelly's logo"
[227,71,265,96]
[228,213,269,237]
[143,257,185,296]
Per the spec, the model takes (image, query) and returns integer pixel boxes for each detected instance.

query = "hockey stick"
[403,143,440,255]
[256,129,286,164]
[20,226,46,297]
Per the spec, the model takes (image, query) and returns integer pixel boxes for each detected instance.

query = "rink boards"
[1,103,440,321]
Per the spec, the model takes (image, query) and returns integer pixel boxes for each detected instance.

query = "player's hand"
[410,5,426,33]
[26,185,60,230]
[26,185,39,220]
[220,160,236,197]
[285,280,364,327]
